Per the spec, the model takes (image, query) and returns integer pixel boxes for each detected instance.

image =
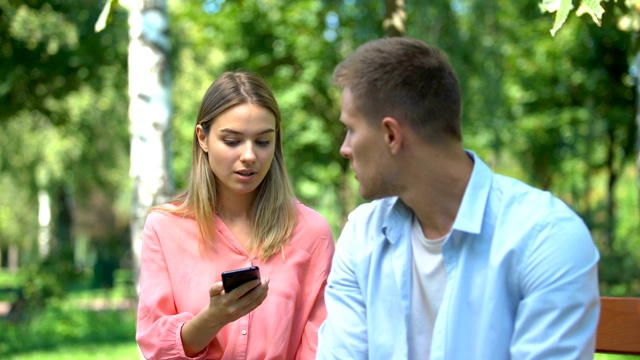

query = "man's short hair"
[333,37,462,143]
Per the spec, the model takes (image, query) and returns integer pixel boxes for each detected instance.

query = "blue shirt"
[317,152,600,360]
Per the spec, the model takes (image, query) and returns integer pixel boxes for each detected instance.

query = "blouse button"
[241,330,247,335]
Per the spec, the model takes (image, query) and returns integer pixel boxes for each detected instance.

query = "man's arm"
[511,210,600,359]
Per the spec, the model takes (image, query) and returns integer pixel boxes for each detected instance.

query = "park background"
[0,0,639,359]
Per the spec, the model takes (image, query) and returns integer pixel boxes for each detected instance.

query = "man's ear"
[381,117,403,155]
[195,124,209,153]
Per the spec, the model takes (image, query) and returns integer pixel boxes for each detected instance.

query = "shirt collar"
[382,198,413,244]
[451,150,492,234]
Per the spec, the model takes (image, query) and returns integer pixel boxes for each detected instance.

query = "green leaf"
[550,0,574,36]
[576,0,605,26]
[94,0,120,33]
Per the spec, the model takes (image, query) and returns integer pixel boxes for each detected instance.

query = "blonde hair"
[156,71,297,260]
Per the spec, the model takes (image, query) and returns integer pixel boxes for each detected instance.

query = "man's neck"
[400,145,473,239]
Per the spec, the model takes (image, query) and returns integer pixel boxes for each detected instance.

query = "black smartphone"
[221,266,261,293]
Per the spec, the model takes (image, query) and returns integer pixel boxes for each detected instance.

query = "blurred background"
[0,0,638,359]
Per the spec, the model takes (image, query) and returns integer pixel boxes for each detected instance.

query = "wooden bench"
[596,296,640,354]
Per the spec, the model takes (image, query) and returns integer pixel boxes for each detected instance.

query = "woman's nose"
[240,143,256,163]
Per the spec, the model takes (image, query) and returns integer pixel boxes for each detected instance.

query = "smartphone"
[221,266,261,293]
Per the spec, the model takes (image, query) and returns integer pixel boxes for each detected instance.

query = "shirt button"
[241,330,247,335]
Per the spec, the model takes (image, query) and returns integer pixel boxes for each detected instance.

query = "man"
[317,37,600,360]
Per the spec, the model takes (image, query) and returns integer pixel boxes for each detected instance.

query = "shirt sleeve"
[135,212,210,360]
[317,217,369,359]
[510,209,600,359]
[295,228,335,360]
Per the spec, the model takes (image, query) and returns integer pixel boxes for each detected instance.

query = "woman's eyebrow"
[219,128,275,135]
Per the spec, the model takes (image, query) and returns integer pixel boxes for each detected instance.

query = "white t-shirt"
[408,215,449,360]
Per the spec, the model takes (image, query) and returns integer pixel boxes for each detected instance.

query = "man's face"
[339,88,393,200]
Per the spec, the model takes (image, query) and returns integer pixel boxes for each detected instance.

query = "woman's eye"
[223,139,240,146]
[256,139,271,147]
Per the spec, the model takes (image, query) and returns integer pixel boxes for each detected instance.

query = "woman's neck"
[216,189,255,222]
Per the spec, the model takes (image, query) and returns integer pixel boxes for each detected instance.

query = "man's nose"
[339,137,351,159]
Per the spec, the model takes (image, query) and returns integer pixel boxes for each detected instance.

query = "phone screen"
[221,266,261,293]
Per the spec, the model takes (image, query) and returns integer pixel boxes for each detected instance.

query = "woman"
[136,71,335,359]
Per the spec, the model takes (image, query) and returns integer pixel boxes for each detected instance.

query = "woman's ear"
[195,124,209,153]
[381,117,403,155]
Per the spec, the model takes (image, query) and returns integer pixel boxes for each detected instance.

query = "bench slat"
[596,296,640,354]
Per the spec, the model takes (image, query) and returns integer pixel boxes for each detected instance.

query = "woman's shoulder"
[294,201,331,230]
[145,203,193,226]
[289,201,335,256]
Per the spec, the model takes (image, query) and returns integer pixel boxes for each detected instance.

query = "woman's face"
[196,103,276,199]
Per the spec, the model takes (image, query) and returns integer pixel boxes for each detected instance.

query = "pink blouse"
[136,202,335,359]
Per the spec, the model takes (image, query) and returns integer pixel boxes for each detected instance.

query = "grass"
[4,342,141,360]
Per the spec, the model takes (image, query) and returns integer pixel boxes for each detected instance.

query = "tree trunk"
[383,0,406,37]
[37,189,51,258]
[8,244,18,273]
[53,185,74,262]
[636,50,640,216]
[606,125,618,249]
[128,0,174,290]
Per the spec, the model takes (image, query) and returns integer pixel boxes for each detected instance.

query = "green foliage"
[0,0,127,122]
[0,0,131,266]
[539,0,605,35]
[0,302,135,358]
[6,257,84,322]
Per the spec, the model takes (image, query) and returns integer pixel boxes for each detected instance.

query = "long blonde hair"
[157,71,297,260]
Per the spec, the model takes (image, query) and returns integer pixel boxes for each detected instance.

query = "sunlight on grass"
[4,341,141,360]
[596,354,640,359]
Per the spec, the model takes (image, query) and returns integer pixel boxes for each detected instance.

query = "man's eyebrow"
[219,128,275,135]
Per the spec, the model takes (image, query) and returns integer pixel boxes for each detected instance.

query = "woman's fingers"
[207,278,269,324]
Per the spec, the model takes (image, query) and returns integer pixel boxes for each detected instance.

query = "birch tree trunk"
[127,0,173,289]
[37,189,51,258]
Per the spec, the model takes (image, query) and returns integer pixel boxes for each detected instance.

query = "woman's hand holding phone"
[180,274,269,357]
[208,276,269,325]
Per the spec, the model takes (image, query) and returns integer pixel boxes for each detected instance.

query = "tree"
[383,0,406,36]
[97,0,174,287]
[126,0,173,289]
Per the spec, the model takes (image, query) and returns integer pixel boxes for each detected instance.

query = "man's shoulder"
[490,174,586,232]
[348,197,399,222]
[493,175,571,210]
[340,197,406,246]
